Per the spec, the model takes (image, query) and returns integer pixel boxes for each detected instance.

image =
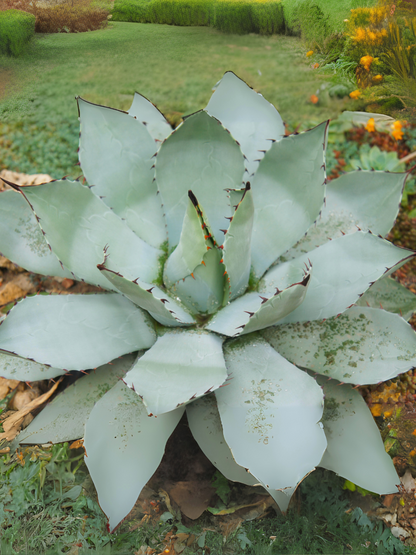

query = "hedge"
[112,0,284,34]
[0,9,35,56]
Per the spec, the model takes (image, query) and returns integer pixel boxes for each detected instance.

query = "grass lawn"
[0,21,349,178]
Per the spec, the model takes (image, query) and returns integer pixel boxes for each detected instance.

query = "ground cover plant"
[0,444,410,554]
[1,72,416,540]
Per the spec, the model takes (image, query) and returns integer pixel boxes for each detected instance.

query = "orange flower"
[391,120,403,141]
[365,118,375,132]
[372,74,383,83]
[360,55,373,71]
[310,94,319,104]
[306,50,314,57]
[312,63,319,69]
[349,89,361,99]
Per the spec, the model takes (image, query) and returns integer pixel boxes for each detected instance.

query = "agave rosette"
[1,73,416,531]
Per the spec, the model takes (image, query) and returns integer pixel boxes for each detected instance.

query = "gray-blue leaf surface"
[78,98,167,248]
[0,190,74,279]
[318,377,399,494]
[264,231,414,324]
[19,353,138,445]
[84,381,184,532]
[205,72,285,180]
[155,111,245,247]
[218,338,326,511]
[124,329,227,415]
[263,306,416,385]
[17,180,162,289]
[0,294,156,370]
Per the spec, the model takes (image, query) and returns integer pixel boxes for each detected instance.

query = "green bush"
[0,9,35,56]
[111,0,153,22]
[149,0,211,26]
[250,0,284,35]
[112,0,283,35]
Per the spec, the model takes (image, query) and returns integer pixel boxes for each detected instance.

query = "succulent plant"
[1,72,416,532]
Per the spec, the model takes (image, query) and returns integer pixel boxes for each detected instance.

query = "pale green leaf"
[17,180,162,289]
[217,338,326,512]
[0,294,156,370]
[282,171,406,261]
[84,381,184,531]
[186,394,259,487]
[205,72,284,179]
[99,264,195,326]
[263,306,416,385]
[155,111,245,247]
[356,276,416,321]
[169,247,225,315]
[318,377,399,494]
[163,191,215,287]
[128,92,172,142]
[206,267,311,337]
[222,186,254,303]
[0,351,65,381]
[264,231,415,324]
[0,190,74,279]
[124,329,227,415]
[250,122,328,278]
[19,353,138,444]
[78,98,166,248]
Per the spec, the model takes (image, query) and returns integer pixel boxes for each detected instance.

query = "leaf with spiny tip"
[84,380,184,532]
[0,294,156,370]
[18,353,138,445]
[98,263,196,327]
[77,98,166,248]
[217,339,326,512]
[123,330,227,415]
[222,184,254,304]
[205,72,285,179]
[128,92,172,142]
[263,306,416,385]
[155,110,245,247]
[250,122,328,278]
[0,189,74,279]
[13,179,162,289]
[317,377,399,494]
[206,266,312,337]
[169,247,225,315]
[264,231,415,325]
[163,191,217,288]
[283,170,407,261]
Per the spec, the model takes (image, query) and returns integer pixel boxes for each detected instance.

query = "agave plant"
[0,72,416,532]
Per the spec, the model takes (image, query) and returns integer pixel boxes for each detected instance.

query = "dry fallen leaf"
[0,378,62,441]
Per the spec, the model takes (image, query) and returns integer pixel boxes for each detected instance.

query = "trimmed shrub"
[0,0,109,33]
[0,9,35,56]
[212,0,254,33]
[112,0,283,34]
[111,0,154,22]
[148,0,211,26]
[251,0,285,35]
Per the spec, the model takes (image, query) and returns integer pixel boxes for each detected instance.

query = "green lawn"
[0,21,349,178]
